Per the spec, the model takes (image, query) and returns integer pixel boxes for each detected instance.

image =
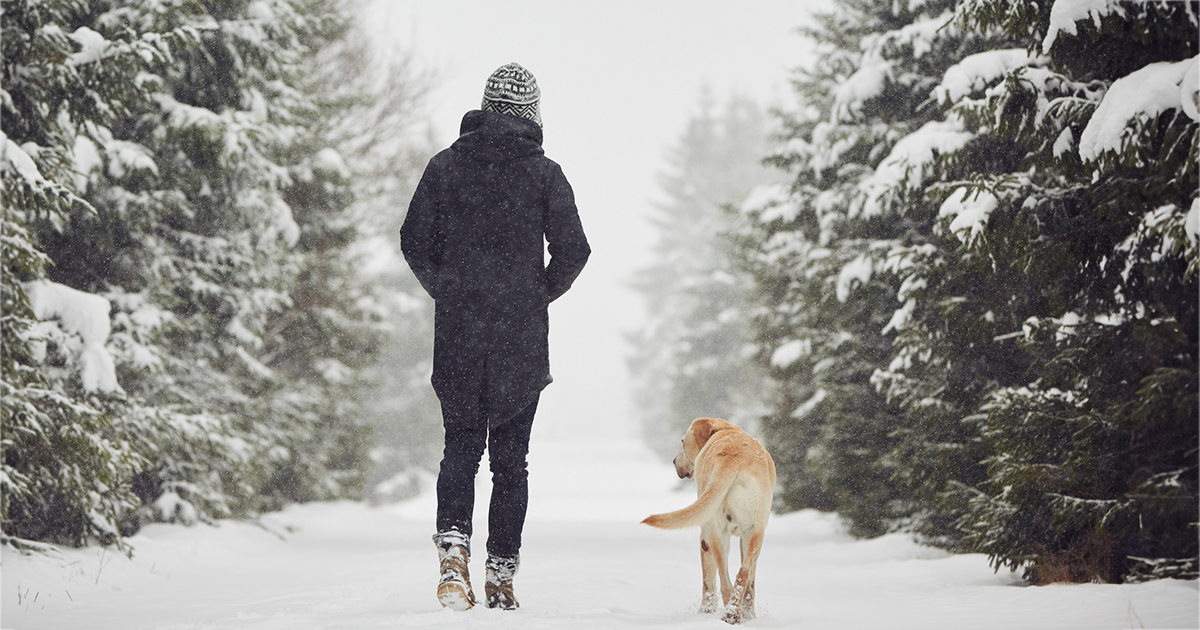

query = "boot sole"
[437,582,474,611]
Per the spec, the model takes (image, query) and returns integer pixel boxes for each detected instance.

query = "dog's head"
[672,417,735,479]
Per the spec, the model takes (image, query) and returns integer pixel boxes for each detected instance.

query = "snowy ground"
[3,437,1197,630]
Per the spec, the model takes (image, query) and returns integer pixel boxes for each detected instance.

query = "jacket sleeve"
[400,157,444,300]
[543,163,590,302]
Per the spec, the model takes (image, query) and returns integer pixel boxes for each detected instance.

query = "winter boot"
[433,530,475,610]
[484,554,520,610]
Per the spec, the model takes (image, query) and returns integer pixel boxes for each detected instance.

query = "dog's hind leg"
[723,528,765,625]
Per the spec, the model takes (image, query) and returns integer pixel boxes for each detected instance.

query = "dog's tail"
[641,465,736,530]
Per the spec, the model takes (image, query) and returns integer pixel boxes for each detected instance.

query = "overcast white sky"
[360,1,817,440]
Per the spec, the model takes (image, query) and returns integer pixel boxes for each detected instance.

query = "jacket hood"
[451,110,544,163]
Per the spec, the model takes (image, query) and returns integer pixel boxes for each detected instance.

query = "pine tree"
[630,92,773,458]
[1,0,197,545]
[69,0,374,523]
[301,32,441,500]
[934,0,1200,583]
[733,0,1196,578]
[733,0,986,536]
[3,0,430,545]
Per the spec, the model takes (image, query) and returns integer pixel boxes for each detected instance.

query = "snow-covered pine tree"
[246,8,387,509]
[1,0,197,545]
[629,92,773,458]
[298,30,441,501]
[928,0,1199,583]
[734,0,987,537]
[3,0,424,544]
[55,0,372,524]
[834,5,1040,546]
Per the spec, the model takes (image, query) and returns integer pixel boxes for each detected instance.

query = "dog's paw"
[698,591,721,615]
[722,602,757,625]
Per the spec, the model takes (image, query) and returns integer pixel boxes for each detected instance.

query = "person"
[399,62,590,611]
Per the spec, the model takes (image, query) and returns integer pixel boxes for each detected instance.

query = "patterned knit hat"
[481,63,542,127]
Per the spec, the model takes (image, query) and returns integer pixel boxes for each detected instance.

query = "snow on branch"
[66,27,111,67]
[1,133,47,186]
[771,338,812,368]
[936,49,1041,105]
[24,281,122,393]
[740,182,798,223]
[1115,203,1199,280]
[836,254,874,302]
[833,58,893,123]
[834,12,957,122]
[939,187,999,246]
[1078,56,1200,162]
[1042,0,1127,53]
[856,119,975,217]
[1187,198,1199,245]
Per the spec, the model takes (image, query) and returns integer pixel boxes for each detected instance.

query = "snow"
[4,436,1196,630]
[833,58,892,122]
[67,26,110,67]
[1078,56,1199,163]
[316,358,353,383]
[770,338,811,368]
[889,11,955,59]
[105,140,158,179]
[71,135,102,191]
[740,182,796,223]
[1053,126,1075,158]
[153,93,226,131]
[936,49,1039,105]
[834,12,956,121]
[883,298,916,334]
[808,121,859,176]
[792,388,827,418]
[857,119,974,217]
[243,190,301,248]
[225,317,261,348]
[268,195,301,247]
[1187,198,1200,244]
[939,187,999,245]
[1,132,46,185]
[236,346,274,379]
[1182,57,1200,122]
[836,254,874,301]
[1042,0,1126,53]
[1055,311,1082,342]
[313,147,351,179]
[23,280,122,393]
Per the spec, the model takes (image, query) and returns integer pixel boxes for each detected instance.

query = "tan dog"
[642,418,776,625]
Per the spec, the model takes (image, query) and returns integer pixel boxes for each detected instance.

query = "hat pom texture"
[482,63,542,127]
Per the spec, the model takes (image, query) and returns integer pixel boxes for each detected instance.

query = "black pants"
[435,396,538,559]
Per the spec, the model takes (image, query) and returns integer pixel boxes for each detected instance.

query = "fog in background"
[360,1,816,440]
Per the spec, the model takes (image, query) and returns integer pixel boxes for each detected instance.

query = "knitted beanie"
[481,63,542,127]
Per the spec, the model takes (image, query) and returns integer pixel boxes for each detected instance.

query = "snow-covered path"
[3,438,1197,629]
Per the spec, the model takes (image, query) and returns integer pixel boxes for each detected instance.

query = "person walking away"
[399,62,590,611]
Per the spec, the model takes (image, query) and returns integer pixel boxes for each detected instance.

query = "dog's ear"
[691,417,717,447]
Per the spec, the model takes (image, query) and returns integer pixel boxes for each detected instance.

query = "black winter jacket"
[400,110,590,428]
